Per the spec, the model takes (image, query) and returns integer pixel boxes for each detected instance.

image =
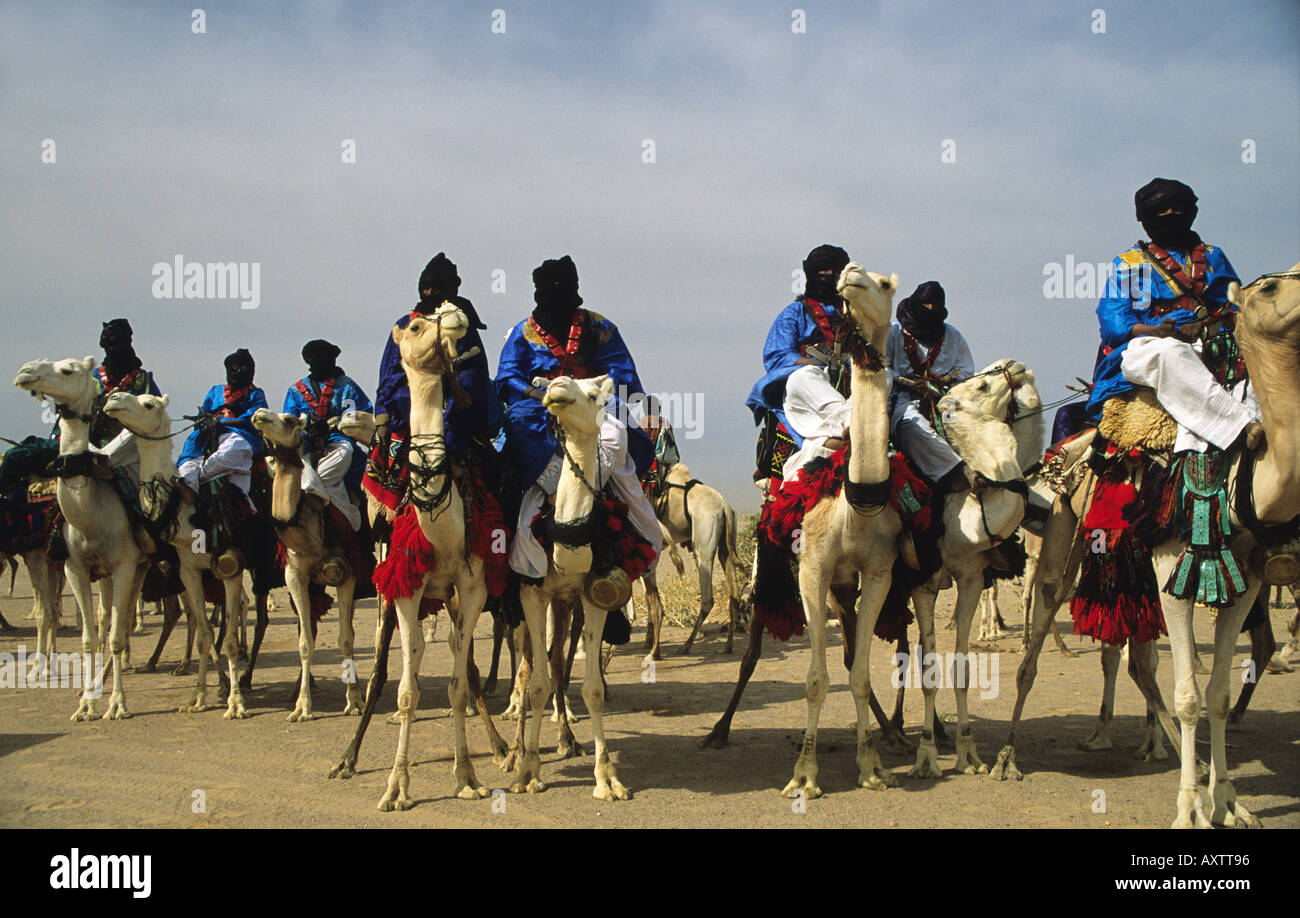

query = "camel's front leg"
[378,595,424,811]
[1155,558,1210,828]
[103,565,142,719]
[681,555,715,655]
[448,581,491,799]
[64,559,101,720]
[1206,592,1261,828]
[783,562,832,799]
[950,571,989,774]
[285,558,317,722]
[509,586,550,794]
[221,580,247,719]
[643,573,666,661]
[579,602,630,800]
[177,566,214,712]
[336,577,362,715]
[849,567,899,790]
[908,582,943,778]
[30,554,58,659]
[1079,643,1122,751]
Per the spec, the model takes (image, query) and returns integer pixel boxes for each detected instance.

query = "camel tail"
[720,502,740,605]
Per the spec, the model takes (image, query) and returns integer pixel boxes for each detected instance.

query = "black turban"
[418,252,461,302]
[99,318,133,350]
[224,348,255,388]
[99,318,141,378]
[1134,178,1201,251]
[532,254,583,317]
[301,339,342,380]
[896,281,948,344]
[802,244,850,304]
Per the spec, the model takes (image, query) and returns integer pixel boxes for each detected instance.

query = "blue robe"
[283,373,373,485]
[495,310,653,486]
[374,304,492,456]
[177,385,269,465]
[1086,244,1238,419]
[745,298,844,447]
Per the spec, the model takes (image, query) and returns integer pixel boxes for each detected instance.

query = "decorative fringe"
[1070,470,1165,645]
[752,447,940,642]
[982,534,1028,589]
[530,496,658,584]
[1164,451,1247,608]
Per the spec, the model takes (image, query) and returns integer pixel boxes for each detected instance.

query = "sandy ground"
[1,560,1296,829]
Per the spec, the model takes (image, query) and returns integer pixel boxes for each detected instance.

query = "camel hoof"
[908,744,943,779]
[134,662,158,674]
[509,778,546,795]
[678,644,693,656]
[700,725,730,749]
[1172,790,1211,828]
[883,730,916,755]
[781,777,822,800]
[328,761,356,780]
[594,780,631,801]
[378,795,413,812]
[103,704,130,721]
[342,703,362,716]
[991,746,1022,781]
[557,739,587,759]
[1057,647,1078,659]
[860,772,896,790]
[170,662,191,677]
[1221,805,1261,829]
[1078,734,1113,752]
[223,703,248,720]
[288,707,316,723]
[70,705,97,722]
[455,778,491,800]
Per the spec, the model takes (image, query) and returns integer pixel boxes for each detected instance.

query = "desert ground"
[1,540,1296,829]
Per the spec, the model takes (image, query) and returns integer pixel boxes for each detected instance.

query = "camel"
[251,408,364,721]
[101,391,246,716]
[13,356,148,720]
[506,373,636,801]
[905,360,1044,778]
[996,264,1300,828]
[365,302,500,809]
[642,463,742,657]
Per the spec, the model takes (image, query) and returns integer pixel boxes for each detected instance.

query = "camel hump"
[666,462,692,482]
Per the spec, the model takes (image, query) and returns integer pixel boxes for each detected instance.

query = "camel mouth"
[13,371,40,389]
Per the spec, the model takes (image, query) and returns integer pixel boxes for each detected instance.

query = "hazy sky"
[2,0,1297,510]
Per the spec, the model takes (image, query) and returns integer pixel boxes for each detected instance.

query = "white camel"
[101,391,242,716]
[643,463,742,656]
[14,356,147,720]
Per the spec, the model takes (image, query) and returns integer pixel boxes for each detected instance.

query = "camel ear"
[391,324,405,346]
[160,394,170,408]
[889,273,899,293]
[1226,281,1242,307]
[82,356,96,371]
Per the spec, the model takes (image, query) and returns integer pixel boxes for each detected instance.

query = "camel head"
[1232,260,1300,350]
[391,302,468,380]
[336,409,377,444]
[837,263,899,337]
[938,360,1043,473]
[102,391,171,439]
[13,356,98,410]
[542,374,613,441]
[252,408,306,449]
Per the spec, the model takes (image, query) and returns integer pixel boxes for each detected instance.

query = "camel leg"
[848,568,898,790]
[447,583,491,799]
[1129,639,1172,761]
[681,523,719,654]
[378,596,424,811]
[701,606,764,749]
[466,638,509,764]
[102,564,144,720]
[1204,589,1261,828]
[30,552,58,659]
[783,563,832,799]
[499,642,531,772]
[176,568,215,713]
[552,600,585,757]
[139,593,179,674]
[509,586,550,794]
[485,613,506,695]
[1079,643,1122,750]
[337,578,363,715]
[239,592,269,691]
[908,583,944,778]
[950,571,990,774]
[285,559,317,722]
[330,605,395,779]
[65,559,101,721]
[644,571,665,661]
[221,581,248,719]
[580,601,630,800]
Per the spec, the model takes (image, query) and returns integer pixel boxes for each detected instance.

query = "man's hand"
[1130,318,1177,340]
[524,385,547,402]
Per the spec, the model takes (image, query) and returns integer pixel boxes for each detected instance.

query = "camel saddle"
[1097,388,1177,453]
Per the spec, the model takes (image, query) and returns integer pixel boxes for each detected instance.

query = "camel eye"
[59,367,72,375]
[1261,281,1276,296]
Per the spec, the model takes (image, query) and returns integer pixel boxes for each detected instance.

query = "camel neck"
[554,428,599,526]
[133,429,176,515]
[1242,333,1300,521]
[847,331,890,486]
[55,387,97,456]
[405,365,464,546]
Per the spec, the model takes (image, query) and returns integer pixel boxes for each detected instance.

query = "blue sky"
[2,0,1297,509]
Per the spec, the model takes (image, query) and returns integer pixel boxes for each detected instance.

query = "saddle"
[1098,388,1177,453]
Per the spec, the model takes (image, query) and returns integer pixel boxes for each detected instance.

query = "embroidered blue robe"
[283,373,373,484]
[745,298,844,447]
[176,385,269,465]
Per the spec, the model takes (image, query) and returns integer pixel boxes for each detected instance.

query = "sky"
[2,0,1297,511]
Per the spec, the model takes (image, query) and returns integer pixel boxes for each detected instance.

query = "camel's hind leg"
[466,637,509,764]
[643,571,666,661]
[908,581,944,778]
[1079,643,1122,750]
[336,578,362,715]
[378,595,424,811]
[700,608,763,749]
[580,601,630,800]
[1128,639,1174,762]
[239,591,270,691]
[330,606,395,780]
[221,580,248,719]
